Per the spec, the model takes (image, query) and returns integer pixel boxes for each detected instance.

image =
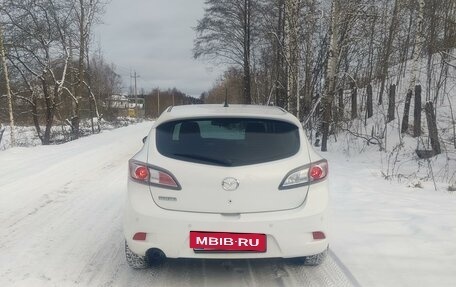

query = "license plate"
[190,231,266,252]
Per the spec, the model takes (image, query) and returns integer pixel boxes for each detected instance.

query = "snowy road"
[0,122,357,287]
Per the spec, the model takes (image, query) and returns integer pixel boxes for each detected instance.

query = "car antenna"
[223,86,229,107]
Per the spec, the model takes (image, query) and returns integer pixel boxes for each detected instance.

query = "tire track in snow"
[241,254,359,287]
[133,255,359,287]
[329,250,362,287]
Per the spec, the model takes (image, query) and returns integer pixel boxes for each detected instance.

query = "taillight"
[130,162,150,181]
[279,159,328,190]
[134,166,149,180]
[129,160,181,190]
[149,169,179,188]
[310,162,327,181]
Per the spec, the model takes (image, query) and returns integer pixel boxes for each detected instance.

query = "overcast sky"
[94,0,225,97]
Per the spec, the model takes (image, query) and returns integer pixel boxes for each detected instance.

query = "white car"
[124,104,329,268]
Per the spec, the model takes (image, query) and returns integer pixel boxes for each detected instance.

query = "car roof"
[154,104,300,126]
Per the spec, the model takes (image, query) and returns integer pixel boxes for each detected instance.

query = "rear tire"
[289,248,328,266]
[125,241,149,269]
[302,249,328,266]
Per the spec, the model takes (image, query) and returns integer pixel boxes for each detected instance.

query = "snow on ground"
[327,150,456,287]
[0,122,455,286]
[0,117,141,150]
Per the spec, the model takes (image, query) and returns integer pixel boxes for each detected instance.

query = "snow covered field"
[0,122,455,286]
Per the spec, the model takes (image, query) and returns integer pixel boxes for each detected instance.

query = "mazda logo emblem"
[222,177,239,191]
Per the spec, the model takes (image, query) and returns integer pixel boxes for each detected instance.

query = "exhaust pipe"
[146,248,166,265]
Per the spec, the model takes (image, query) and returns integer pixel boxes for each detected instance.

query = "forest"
[195,0,456,155]
[0,0,131,146]
[192,0,456,186]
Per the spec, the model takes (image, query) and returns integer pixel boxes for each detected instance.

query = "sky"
[93,0,225,97]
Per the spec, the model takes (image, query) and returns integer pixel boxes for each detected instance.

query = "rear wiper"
[172,153,232,166]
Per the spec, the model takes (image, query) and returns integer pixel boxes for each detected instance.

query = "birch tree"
[0,22,14,146]
[408,0,425,138]
[301,0,318,118]
[407,0,424,98]
[255,0,287,107]
[321,0,339,152]
[284,0,301,117]
[377,0,399,105]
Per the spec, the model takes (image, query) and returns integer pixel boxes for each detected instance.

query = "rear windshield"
[156,118,300,166]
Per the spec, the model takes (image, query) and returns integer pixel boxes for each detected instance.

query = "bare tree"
[407,0,425,139]
[284,0,301,117]
[194,0,255,104]
[301,0,318,118]
[71,0,105,138]
[89,50,122,120]
[0,22,14,146]
[425,101,441,155]
[407,0,424,100]
[377,0,399,105]
[1,0,109,143]
[2,0,75,144]
[204,67,244,104]
[321,0,339,152]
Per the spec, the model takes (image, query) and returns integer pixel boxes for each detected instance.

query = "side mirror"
[142,136,147,144]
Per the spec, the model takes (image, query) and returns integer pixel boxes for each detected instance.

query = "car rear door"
[147,117,312,213]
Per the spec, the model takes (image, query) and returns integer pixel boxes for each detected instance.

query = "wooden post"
[366,83,373,119]
[387,84,396,122]
[413,85,422,137]
[338,88,343,121]
[425,101,441,155]
[351,82,357,119]
[401,89,412,133]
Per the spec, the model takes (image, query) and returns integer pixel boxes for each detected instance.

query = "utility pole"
[157,89,160,116]
[131,71,140,117]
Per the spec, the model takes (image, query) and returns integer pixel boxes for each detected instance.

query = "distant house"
[107,94,129,109]
[129,99,144,109]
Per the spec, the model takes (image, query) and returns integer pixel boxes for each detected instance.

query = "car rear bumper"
[124,180,329,259]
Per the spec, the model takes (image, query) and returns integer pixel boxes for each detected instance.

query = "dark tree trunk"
[338,88,343,121]
[425,101,441,155]
[387,84,396,122]
[41,79,55,145]
[401,89,413,133]
[378,0,399,105]
[321,96,332,152]
[274,0,286,108]
[243,0,252,104]
[73,0,86,140]
[243,59,251,104]
[31,96,43,143]
[366,83,373,118]
[0,126,5,144]
[72,106,80,139]
[414,85,422,137]
[321,0,338,152]
[351,82,357,119]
